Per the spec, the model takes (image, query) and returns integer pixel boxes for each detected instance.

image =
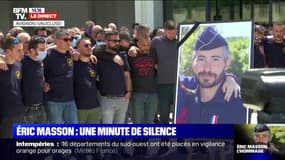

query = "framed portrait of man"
[175,21,253,124]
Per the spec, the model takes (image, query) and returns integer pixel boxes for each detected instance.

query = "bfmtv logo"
[13,8,45,20]
[12,7,64,27]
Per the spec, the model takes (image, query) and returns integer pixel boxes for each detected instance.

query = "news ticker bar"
[14,124,233,139]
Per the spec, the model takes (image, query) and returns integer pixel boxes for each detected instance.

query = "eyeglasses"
[108,39,120,43]
[255,37,262,40]
[83,43,92,48]
[34,36,46,43]
[61,37,74,42]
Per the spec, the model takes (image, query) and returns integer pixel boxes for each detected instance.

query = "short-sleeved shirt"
[150,35,178,84]
[73,60,99,109]
[0,62,24,118]
[43,48,74,102]
[128,53,157,93]
[22,56,44,106]
[97,51,130,96]
[264,39,285,68]
[176,75,247,124]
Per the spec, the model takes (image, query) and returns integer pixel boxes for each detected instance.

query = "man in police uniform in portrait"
[253,124,279,153]
[176,27,247,124]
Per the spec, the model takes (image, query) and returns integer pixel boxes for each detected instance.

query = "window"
[164,0,285,26]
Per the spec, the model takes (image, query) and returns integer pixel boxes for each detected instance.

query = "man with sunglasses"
[0,37,24,138]
[43,29,78,124]
[73,37,101,124]
[96,31,132,124]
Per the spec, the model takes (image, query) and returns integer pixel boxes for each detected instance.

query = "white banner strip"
[13,20,64,27]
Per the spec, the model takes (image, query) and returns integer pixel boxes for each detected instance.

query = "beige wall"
[32,1,91,28]
[0,1,11,32]
[92,0,135,29]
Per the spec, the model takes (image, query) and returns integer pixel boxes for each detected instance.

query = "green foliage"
[179,26,204,75]
[178,26,250,81]
[227,37,249,80]
[270,127,285,151]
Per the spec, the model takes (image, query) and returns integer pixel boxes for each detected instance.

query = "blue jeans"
[46,101,78,124]
[133,92,158,124]
[100,96,129,124]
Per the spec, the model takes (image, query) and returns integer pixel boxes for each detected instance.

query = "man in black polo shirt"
[96,31,132,123]
[0,37,24,138]
[264,22,285,68]
[150,20,178,124]
[44,29,78,124]
[22,36,47,124]
[74,37,101,123]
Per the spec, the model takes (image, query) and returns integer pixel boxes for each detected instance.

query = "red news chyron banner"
[28,12,59,20]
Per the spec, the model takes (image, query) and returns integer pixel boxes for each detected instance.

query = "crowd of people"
[253,22,285,68]
[0,20,184,139]
[0,20,284,159]
[1,20,282,131]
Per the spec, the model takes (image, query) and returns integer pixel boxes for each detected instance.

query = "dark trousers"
[0,114,25,138]
[158,84,175,123]
[24,104,46,124]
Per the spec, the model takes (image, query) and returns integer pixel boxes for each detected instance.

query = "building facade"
[164,0,285,27]
[0,0,284,34]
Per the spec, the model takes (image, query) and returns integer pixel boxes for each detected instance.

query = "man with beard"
[96,31,132,124]
[176,27,246,124]
[253,124,279,153]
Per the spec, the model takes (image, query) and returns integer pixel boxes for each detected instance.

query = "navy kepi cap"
[195,27,228,51]
[254,124,270,133]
